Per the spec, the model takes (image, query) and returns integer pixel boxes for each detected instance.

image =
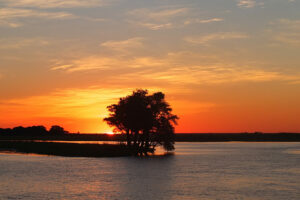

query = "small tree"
[49,125,68,134]
[104,89,178,155]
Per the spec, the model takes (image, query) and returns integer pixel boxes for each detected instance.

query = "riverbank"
[1,133,300,142]
[1,133,300,157]
[0,141,131,157]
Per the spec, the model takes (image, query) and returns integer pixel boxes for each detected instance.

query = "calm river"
[0,142,300,199]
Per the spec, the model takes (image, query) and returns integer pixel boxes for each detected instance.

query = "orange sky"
[0,0,300,133]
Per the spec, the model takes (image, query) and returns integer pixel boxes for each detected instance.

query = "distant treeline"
[175,133,300,142]
[0,125,68,136]
[0,141,130,157]
[1,129,300,142]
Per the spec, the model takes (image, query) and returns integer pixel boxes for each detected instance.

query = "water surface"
[0,142,299,199]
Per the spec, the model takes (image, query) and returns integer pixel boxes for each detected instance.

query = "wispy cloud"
[237,0,256,8]
[142,66,300,84]
[0,38,50,49]
[0,20,21,27]
[0,8,73,19]
[185,32,248,45]
[129,8,188,20]
[0,8,74,27]
[51,55,167,72]
[131,21,173,30]
[50,50,300,85]
[101,37,144,51]
[270,19,300,46]
[51,57,113,72]
[128,7,224,30]
[184,18,223,25]
[128,17,223,30]
[237,0,264,8]
[3,0,106,8]
[128,8,188,30]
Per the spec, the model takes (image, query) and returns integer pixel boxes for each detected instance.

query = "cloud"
[51,57,113,72]
[274,33,300,46]
[0,8,74,27]
[103,63,300,86]
[269,19,300,46]
[3,0,106,8]
[184,18,224,25]
[0,8,73,19]
[50,50,300,86]
[237,0,264,8]
[130,17,224,30]
[101,37,144,51]
[51,55,167,72]
[129,8,188,20]
[237,0,256,8]
[126,61,300,86]
[128,8,189,30]
[0,8,107,28]
[184,32,249,45]
[133,22,173,30]
[128,7,224,30]
[147,8,188,19]
[0,38,50,49]
[0,20,21,27]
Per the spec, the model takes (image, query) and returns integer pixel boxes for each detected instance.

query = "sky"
[0,0,300,133]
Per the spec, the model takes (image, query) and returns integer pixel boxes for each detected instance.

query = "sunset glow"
[0,0,299,133]
[106,131,115,135]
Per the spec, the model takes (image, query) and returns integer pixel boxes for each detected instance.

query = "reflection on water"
[0,142,300,200]
[285,149,300,155]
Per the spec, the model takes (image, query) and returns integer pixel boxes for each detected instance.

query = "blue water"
[0,142,300,199]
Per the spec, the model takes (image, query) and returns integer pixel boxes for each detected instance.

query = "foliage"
[49,125,69,134]
[0,125,68,135]
[104,89,178,155]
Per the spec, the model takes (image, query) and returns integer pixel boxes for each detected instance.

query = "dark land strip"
[0,141,130,157]
[1,133,300,157]
[1,133,300,142]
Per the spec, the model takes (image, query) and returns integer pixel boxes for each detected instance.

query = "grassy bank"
[0,141,131,157]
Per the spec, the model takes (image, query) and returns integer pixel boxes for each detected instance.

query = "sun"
[106,131,115,135]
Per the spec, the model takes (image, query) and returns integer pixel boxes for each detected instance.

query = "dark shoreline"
[1,134,300,157]
[1,133,300,142]
[0,141,131,157]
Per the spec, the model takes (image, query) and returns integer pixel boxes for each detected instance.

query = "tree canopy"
[0,125,68,135]
[104,89,178,155]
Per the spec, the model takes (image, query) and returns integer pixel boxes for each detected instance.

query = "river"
[0,142,299,199]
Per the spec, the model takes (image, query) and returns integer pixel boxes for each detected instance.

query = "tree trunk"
[126,129,130,147]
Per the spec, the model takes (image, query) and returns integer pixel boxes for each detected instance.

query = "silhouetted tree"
[9,126,48,136]
[12,126,26,135]
[0,128,12,134]
[104,89,178,155]
[29,126,48,135]
[49,125,68,135]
